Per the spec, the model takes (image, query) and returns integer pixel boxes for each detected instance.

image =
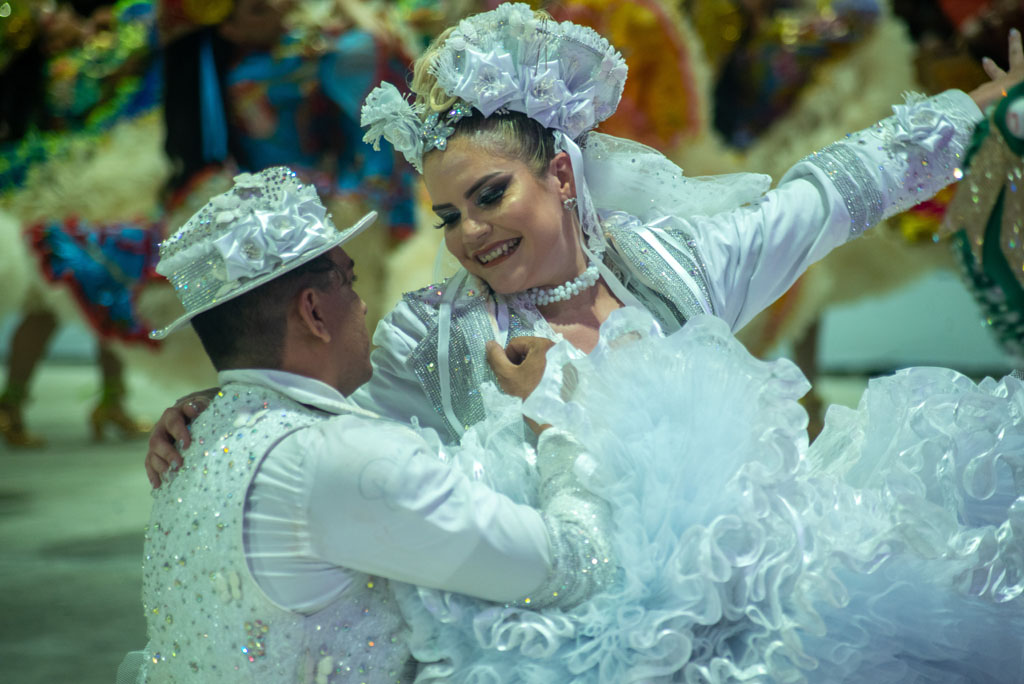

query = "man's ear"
[549,151,576,198]
[294,287,332,344]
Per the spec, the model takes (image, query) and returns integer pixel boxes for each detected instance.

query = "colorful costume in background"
[0,1,177,445]
[0,0,160,191]
[28,219,161,344]
[702,0,881,149]
[357,4,1023,680]
[0,0,166,344]
[547,0,702,150]
[224,29,416,241]
[678,1,945,362]
[942,80,1024,363]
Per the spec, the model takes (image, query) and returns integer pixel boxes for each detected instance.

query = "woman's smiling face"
[422,136,586,296]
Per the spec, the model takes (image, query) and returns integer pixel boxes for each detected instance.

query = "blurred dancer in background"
[158,0,417,328]
[0,0,166,446]
[0,0,419,447]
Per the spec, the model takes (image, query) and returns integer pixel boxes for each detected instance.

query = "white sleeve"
[297,415,554,603]
[688,89,984,331]
[350,300,452,438]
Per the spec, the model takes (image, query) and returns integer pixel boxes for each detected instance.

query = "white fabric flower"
[560,92,597,139]
[211,194,239,210]
[211,189,332,282]
[523,61,571,129]
[216,210,238,225]
[378,116,424,164]
[232,172,263,189]
[889,93,954,152]
[451,48,520,117]
[361,83,426,169]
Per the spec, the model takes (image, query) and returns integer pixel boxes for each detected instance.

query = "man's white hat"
[150,166,375,340]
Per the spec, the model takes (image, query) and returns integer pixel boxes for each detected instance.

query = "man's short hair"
[190,253,339,370]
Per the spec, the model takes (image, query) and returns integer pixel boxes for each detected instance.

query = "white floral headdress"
[360,2,628,172]
[150,166,376,339]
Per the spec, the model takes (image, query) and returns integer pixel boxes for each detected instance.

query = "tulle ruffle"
[399,309,1024,683]
[808,368,1024,605]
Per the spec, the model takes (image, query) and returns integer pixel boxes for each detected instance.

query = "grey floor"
[1,364,179,684]
[0,362,870,684]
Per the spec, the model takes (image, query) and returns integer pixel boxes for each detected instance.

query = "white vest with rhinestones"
[140,383,411,683]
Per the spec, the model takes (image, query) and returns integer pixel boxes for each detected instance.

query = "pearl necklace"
[522,252,603,306]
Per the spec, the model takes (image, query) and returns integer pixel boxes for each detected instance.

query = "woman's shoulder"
[599,210,701,250]
[599,209,697,236]
[396,281,451,331]
[400,281,448,312]
[380,272,487,342]
[401,272,489,312]
[597,210,648,244]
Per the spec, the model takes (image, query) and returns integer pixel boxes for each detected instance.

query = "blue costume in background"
[30,219,160,344]
[226,29,416,240]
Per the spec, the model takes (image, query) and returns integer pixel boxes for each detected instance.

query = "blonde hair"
[407,9,558,176]
[409,24,461,113]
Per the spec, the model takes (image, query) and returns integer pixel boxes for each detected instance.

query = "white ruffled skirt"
[398,309,1024,683]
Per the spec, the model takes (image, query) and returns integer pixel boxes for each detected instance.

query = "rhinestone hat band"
[150,166,375,340]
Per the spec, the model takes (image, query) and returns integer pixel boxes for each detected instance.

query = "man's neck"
[277,347,342,395]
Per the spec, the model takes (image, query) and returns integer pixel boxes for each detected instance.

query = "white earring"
[562,197,577,211]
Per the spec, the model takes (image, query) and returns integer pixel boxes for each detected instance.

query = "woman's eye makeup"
[432,176,511,229]
[433,212,459,230]
[476,181,508,206]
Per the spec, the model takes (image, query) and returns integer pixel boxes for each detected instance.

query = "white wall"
[817,270,1016,374]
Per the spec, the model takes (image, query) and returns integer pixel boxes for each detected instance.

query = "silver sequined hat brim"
[149,211,376,340]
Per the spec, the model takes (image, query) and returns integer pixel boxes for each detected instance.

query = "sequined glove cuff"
[792,89,984,239]
[515,428,616,609]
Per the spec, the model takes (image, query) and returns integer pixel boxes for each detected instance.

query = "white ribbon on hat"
[210,189,333,282]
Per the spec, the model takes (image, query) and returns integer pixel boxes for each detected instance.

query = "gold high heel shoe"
[0,401,46,448]
[90,402,152,442]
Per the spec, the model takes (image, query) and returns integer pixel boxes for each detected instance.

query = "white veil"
[550,130,773,313]
[581,132,772,223]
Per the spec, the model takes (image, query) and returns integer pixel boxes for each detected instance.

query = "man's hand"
[486,336,555,435]
[145,390,216,488]
[485,336,555,399]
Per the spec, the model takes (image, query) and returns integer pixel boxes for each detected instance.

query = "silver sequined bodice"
[401,212,711,443]
[140,384,411,683]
